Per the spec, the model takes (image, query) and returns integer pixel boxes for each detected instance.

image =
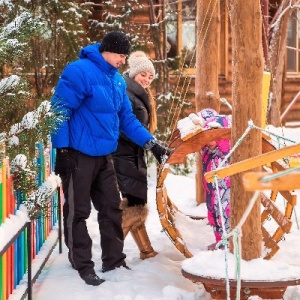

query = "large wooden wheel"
[156,127,299,260]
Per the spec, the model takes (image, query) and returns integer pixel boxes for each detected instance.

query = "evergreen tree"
[0,1,92,211]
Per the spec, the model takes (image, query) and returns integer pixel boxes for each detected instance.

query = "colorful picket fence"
[0,142,61,300]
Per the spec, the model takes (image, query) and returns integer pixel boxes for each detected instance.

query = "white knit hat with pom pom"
[128,51,155,79]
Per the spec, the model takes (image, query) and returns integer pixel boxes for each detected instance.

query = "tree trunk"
[195,0,220,112]
[229,0,263,260]
[268,0,293,126]
[195,0,221,205]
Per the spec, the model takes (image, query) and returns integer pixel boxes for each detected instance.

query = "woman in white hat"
[113,51,158,259]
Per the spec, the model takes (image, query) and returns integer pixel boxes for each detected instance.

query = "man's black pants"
[60,150,126,276]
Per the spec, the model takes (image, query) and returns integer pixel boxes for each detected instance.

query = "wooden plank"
[168,129,182,148]
[262,132,271,140]
[270,189,278,201]
[279,190,297,206]
[205,143,300,183]
[181,127,203,141]
[167,129,274,166]
[166,209,174,223]
[167,194,179,212]
[160,218,177,238]
[157,166,169,187]
[261,225,278,250]
[270,160,288,171]
[261,209,270,223]
[156,188,165,214]
[167,128,231,165]
[243,171,300,191]
[162,185,168,204]
[261,193,292,233]
[264,245,280,260]
[272,227,285,243]
[285,202,295,219]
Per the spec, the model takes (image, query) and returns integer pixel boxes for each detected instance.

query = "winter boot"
[120,199,158,259]
[120,198,147,237]
[120,198,148,239]
[130,223,158,259]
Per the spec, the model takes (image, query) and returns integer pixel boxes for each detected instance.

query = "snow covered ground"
[7,125,300,300]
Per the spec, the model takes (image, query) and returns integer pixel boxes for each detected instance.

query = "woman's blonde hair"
[146,87,157,134]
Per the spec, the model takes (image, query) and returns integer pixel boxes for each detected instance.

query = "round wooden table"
[182,269,300,300]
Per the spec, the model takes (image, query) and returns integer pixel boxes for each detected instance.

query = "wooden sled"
[156,127,298,260]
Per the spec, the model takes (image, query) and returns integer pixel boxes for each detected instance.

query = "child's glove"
[144,139,173,164]
[206,121,222,128]
[189,113,205,126]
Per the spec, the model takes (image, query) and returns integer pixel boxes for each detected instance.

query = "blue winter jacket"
[51,43,153,156]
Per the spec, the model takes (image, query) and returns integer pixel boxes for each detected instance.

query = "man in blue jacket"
[51,31,170,286]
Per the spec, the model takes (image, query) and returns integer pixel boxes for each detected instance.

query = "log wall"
[90,0,300,125]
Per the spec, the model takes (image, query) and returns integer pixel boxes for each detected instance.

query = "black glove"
[144,139,173,164]
[54,148,74,176]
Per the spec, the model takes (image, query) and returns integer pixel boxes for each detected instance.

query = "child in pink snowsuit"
[199,109,231,250]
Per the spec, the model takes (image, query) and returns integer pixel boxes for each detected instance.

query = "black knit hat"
[99,31,130,55]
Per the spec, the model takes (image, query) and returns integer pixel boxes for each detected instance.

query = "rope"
[214,191,261,300]
[251,123,296,144]
[214,175,231,299]
[218,120,254,169]
[214,175,227,235]
[213,121,299,298]
[209,118,297,300]
[224,244,230,300]
[260,165,300,182]
[164,0,220,142]
[202,120,258,299]
[220,98,233,110]
[233,230,242,300]
[226,191,261,299]
[163,0,203,136]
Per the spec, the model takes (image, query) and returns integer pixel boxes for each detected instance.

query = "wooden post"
[195,0,220,110]
[195,0,221,205]
[229,0,263,260]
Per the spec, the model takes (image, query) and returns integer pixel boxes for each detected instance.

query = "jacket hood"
[79,43,118,75]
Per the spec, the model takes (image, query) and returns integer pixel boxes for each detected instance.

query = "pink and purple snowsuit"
[199,109,231,243]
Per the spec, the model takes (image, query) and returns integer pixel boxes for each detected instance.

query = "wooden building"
[88,0,300,127]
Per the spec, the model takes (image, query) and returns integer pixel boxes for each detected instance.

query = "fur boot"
[130,224,158,259]
[120,198,158,259]
[120,198,148,237]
